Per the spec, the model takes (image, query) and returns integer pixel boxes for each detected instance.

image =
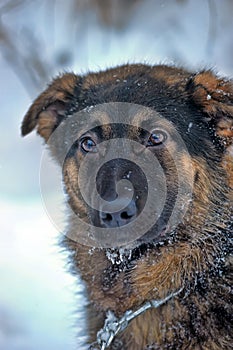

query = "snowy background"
[1,0,233,349]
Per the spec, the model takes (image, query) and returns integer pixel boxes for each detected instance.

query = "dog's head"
[21,64,233,251]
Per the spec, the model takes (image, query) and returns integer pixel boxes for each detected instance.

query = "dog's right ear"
[21,73,80,141]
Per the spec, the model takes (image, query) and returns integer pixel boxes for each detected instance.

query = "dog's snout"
[99,198,137,227]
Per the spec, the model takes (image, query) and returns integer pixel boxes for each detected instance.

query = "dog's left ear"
[187,70,233,148]
[21,73,80,141]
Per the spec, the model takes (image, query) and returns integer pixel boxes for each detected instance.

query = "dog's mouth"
[136,220,171,244]
[89,188,176,248]
[105,225,176,265]
[102,216,177,264]
[85,186,178,254]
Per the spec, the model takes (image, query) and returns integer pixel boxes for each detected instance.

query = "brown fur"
[22,64,232,349]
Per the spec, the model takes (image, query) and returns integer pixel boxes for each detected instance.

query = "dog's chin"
[105,226,176,265]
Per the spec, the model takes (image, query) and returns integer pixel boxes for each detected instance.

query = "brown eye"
[80,137,97,152]
[147,129,167,147]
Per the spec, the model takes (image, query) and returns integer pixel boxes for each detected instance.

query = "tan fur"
[21,64,232,349]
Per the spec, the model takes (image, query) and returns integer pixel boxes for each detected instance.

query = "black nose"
[99,198,137,228]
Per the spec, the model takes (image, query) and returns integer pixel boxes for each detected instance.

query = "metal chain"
[89,287,183,350]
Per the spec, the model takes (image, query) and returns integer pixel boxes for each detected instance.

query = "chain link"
[89,287,183,350]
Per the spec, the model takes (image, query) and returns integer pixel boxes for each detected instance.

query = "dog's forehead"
[71,103,177,139]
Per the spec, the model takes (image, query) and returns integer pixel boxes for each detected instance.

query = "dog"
[22,64,232,349]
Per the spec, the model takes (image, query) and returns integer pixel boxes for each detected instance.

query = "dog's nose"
[99,198,137,228]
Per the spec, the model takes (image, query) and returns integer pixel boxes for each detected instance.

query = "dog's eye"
[80,137,97,153]
[147,130,167,147]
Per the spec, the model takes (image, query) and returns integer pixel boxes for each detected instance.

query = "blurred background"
[1,0,233,349]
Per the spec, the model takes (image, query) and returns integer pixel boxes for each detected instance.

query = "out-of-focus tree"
[1,0,233,97]
[0,0,145,96]
[0,0,53,95]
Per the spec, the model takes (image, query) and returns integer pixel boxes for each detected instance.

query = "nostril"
[101,213,113,222]
[120,211,133,220]
[99,199,137,227]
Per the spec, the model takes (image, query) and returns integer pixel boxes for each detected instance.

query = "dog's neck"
[90,287,183,350]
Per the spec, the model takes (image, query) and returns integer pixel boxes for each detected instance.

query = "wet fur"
[22,64,232,349]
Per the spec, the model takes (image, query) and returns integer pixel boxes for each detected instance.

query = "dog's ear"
[21,73,80,141]
[187,70,233,148]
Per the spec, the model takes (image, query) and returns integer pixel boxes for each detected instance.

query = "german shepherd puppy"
[22,64,232,349]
